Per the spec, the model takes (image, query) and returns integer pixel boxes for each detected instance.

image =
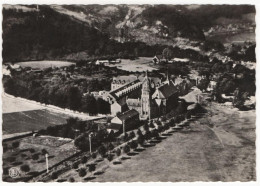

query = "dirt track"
[92,103,255,182]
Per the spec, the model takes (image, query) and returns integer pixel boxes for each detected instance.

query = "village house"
[108,109,140,133]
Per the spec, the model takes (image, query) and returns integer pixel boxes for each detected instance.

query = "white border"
[0,1,259,186]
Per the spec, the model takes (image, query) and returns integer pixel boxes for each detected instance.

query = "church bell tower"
[141,71,151,120]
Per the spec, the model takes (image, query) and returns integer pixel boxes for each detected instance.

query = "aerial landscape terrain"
[2,4,256,182]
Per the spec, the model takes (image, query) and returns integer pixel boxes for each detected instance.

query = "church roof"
[156,82,177,99]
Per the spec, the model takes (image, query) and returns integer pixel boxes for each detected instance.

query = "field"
[3,109,68,135]
[207,31,255,45]
[104,57,157,72]
[17,61,74,69]
[3,136,78,182]
[90,102,255,182]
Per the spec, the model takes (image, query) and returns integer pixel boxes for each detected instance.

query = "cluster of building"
[106,72,179,133]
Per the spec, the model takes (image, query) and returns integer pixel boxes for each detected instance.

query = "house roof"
[112,75,137,84]
[117,109,139,121]
[108,123,122,131]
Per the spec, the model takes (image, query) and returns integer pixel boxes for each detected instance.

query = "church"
[107,72,178,120]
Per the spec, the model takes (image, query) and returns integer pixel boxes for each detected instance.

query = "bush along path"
[34,109,205,182]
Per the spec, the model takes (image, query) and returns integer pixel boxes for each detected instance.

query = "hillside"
[2,5,255,62]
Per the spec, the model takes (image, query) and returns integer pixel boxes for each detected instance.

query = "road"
[91,102,255,182]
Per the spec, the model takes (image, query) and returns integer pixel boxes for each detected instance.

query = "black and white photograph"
[1,1,257,183]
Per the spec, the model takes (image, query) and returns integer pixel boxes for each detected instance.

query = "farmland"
[17,61,74,69]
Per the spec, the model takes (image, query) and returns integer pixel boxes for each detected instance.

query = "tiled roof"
[117,109,139,121]
[112,75,137,84]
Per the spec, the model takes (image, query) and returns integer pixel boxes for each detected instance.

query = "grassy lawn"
[17,61,74,69]
[3,109,69,134]
[3,136,78,182]
[87,103,255,182]
[105,57,157,72]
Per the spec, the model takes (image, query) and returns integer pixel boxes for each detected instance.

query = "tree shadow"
[37,160,45,163]
[84,176,96,181]
[113,161,122,165]
[143,143,155,148]
[95,159,103,163]
[162,133,172,136]
[94,171,104,175]
[48,155,55,159]
[127,152,139,156]
[150,139,161,144]
[121,156,131,160]
[28,171,38,176]
[134,148,145,152]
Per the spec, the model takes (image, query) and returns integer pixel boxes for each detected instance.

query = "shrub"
[7,156,16,162]
[32,154,39,160]
[41,149,48,155]
[20,164,30,173]
[72,162,78,169]
[116,148,121,156]
[108,143,114,151]
[137,135,144,146]
[29,148,35,153]
[129,140,138,150]
[69,177,75,182]
[91,153,97,159]
[98,145,107,158]
[51,171,58,179]
[129,131,136,139]
[123,145,130,154]
[88,164,96,173]
[78,168,87,177]
[107,154,113,162]
[12,141,20,149]
[81,156,88,164]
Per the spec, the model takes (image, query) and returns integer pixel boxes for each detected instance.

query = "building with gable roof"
[108,72,178,120]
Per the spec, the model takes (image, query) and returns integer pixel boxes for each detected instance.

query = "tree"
[78,168,87,177]
[20,164,30,173]
[129,140,138,150]
[12,141,20,149]
[98,145,107,158]
[81,156,88,164]
[108,143,114,152]
[91,153,97,159]
[74,134,89,152]
[32,154,39,160]
[72,162,78,169]
[66,86,82,110]
[51,171,58,179]
[151,129,159,139]
[137,134,145,146]
[81,94,97,115]
[41,149,48,155]
[123,144,130,154]
[88,164,96,176]
[107,154,113,162]
[129,131,136,139]
[162,47,173,60]
[116,148,121,156]
[144,130,151,141]
[97,98,110,114]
